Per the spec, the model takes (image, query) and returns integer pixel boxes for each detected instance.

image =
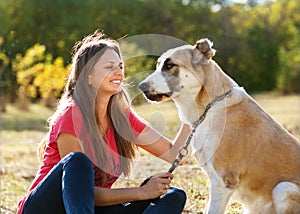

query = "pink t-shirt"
[17,102,146,213]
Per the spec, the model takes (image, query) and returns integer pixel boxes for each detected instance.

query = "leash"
[168,88,233,173]
[140,88,233,186]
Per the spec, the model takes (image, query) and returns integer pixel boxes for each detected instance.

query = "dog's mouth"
[143,91,173,102]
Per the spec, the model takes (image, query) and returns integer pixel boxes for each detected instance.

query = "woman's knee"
[143,187,187,213]
[62,152,93,171]
[64,152,89,162]
[167,187,187,203]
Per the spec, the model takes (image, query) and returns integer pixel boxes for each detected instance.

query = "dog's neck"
[173,90,199,125]
[174,60,238,125]
[198,60,237,106]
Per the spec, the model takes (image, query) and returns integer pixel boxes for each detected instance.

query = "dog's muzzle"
[138,82,173,102]
[138,82,151,92]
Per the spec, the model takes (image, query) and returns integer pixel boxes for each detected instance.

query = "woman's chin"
[111,85,123,94]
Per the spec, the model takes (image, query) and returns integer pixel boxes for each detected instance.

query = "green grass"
[0,104,53,213]
[1,93,299,213]
[0,103,52,131]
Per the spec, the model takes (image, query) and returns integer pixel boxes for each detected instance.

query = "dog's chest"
[189,105,228,179]
[190,105,227,158]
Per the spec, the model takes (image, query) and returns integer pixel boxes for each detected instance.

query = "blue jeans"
[23,152,186,214]
[95,187,186,214]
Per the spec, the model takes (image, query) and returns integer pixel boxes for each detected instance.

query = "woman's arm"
[94,172,173,206]
[56,132,84,158]
[56,133,174,206]
[135,123,190,163]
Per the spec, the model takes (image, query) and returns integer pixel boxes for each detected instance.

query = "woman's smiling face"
[88,48,124,96]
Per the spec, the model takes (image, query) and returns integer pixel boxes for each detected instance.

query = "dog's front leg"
[204,178,233,214]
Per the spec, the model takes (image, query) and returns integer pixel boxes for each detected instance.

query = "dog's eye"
[166,63,175,69]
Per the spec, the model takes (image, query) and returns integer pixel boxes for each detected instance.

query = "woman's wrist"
[137,185,147,200]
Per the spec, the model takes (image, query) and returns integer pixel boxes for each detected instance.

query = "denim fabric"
[143,187,186,214]
[95,187,186,214]
[23,152,94,214]
[23,152,187,214]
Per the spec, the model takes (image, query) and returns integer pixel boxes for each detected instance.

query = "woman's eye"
[105,63,123,71]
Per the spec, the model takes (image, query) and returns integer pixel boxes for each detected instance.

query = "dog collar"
[168,88,233,173]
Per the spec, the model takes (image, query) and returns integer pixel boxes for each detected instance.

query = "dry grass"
[0,93,299,213]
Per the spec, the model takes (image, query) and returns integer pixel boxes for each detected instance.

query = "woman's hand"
[139,172,174,200]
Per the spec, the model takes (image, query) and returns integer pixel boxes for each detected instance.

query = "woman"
[17,30,190,214]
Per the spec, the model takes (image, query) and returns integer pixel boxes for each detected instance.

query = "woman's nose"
[113,66,124,75]
[115,66,123,72]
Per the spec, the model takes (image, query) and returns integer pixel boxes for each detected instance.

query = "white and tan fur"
[138,38,300,213]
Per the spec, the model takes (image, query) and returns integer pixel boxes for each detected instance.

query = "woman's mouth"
[111,79,122,84]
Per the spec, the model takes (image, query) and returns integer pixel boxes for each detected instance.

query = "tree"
[1,0,300,106]
[274,0,300,93]
[0,52,11,112]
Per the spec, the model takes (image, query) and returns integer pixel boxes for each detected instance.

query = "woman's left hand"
[139,172,173,199]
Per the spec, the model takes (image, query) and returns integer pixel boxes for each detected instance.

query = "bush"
[13,44,70,107]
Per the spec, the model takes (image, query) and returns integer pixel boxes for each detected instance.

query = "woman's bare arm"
[135,123,190,163]
[56,133,174,206]
[94,172,173,206]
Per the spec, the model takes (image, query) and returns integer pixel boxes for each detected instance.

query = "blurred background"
[0,0,300,111]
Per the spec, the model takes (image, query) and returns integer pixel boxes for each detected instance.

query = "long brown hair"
[39,30,137,176]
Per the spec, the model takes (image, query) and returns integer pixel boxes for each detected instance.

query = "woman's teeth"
[111,80,121,84]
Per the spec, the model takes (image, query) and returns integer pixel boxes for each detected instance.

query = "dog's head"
[138,38,216,103]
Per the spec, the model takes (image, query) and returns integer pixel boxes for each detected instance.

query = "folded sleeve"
[49,104,83,143]
[128,110,147,134]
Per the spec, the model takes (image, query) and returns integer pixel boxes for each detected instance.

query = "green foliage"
[273,0,300,93]
[120,40,156,104]
[125,56,155,105]
[277,46,300,93]
[0,52,10,90]
[13,44,69,107]
[0,52,11,111]
[1,0,300,107]
[213,0,300,93]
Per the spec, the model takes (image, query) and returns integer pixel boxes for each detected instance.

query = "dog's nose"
[138,82,150,92]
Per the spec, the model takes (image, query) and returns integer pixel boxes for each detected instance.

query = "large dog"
[138,38,300,213]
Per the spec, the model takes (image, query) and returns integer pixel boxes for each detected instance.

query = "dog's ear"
[196,38,216,59]
[193,38,216,64]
